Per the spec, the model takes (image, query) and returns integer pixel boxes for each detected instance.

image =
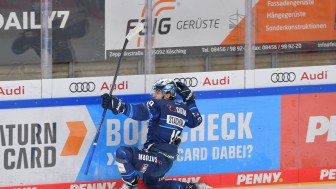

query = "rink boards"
[0,65,336,188]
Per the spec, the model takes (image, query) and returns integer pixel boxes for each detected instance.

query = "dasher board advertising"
[0,95,281,188]
[2,90,336,188]
[105,0,336,59]
[0,106,96,185]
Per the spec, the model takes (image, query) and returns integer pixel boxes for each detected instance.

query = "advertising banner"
[0,80,41,100]
[1,72,336,188]
[0,94,281,188]
[248,65,336,88]
[223,0,336,53]
[86,95,280,179]
[105,0,246,58]
[49,75,145,98]
[105,0,336,59]
[0,0,105,65]
[145,70,245,92]
[173,96,281,174]
[1,65,334,101]
[281,92,336,182]
[0,106,96,185]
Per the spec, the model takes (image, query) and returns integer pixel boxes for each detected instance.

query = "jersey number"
[147,100,155,107]
[170,130,181,144]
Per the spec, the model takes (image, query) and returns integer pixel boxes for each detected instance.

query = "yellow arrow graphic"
[61,121,87,156]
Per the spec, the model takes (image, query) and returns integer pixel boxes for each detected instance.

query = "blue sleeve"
[144,99,161,120]
[122,100,160,121]
[185,100,202,128]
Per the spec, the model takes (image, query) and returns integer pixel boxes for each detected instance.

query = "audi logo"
[271,72,296,83]
[174,77,198,87]
[69,82,96,93]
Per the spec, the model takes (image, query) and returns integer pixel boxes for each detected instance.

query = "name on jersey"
[167,104,187,116]
[167,115,185,128]
[176,107,187,116]
[138,154,157,163]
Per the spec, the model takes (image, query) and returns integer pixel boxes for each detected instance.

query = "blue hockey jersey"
[122,99,202,151]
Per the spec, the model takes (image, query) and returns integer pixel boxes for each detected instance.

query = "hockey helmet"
[152,79,176,99]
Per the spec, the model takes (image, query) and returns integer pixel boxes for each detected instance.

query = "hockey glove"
[101,93,125,115]
[175,81,195,103]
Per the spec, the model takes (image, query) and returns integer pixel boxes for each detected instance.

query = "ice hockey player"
[101,79,212,189]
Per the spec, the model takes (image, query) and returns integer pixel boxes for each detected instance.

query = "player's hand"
[175,81,195,103]
[101,93,125,115]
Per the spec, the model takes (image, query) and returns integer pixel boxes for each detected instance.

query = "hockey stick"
[84,23,144,175]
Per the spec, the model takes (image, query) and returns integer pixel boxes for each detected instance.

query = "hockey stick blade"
[126,22,144,40]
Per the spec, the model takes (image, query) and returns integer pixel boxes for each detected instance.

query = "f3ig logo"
[126,0,177,47]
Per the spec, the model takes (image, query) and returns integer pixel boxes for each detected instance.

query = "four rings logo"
[174,77,198,87]
[271,72,296,83]
[69,82,96,93]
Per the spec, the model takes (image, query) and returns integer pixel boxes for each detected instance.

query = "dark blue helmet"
[152,79,176,99]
